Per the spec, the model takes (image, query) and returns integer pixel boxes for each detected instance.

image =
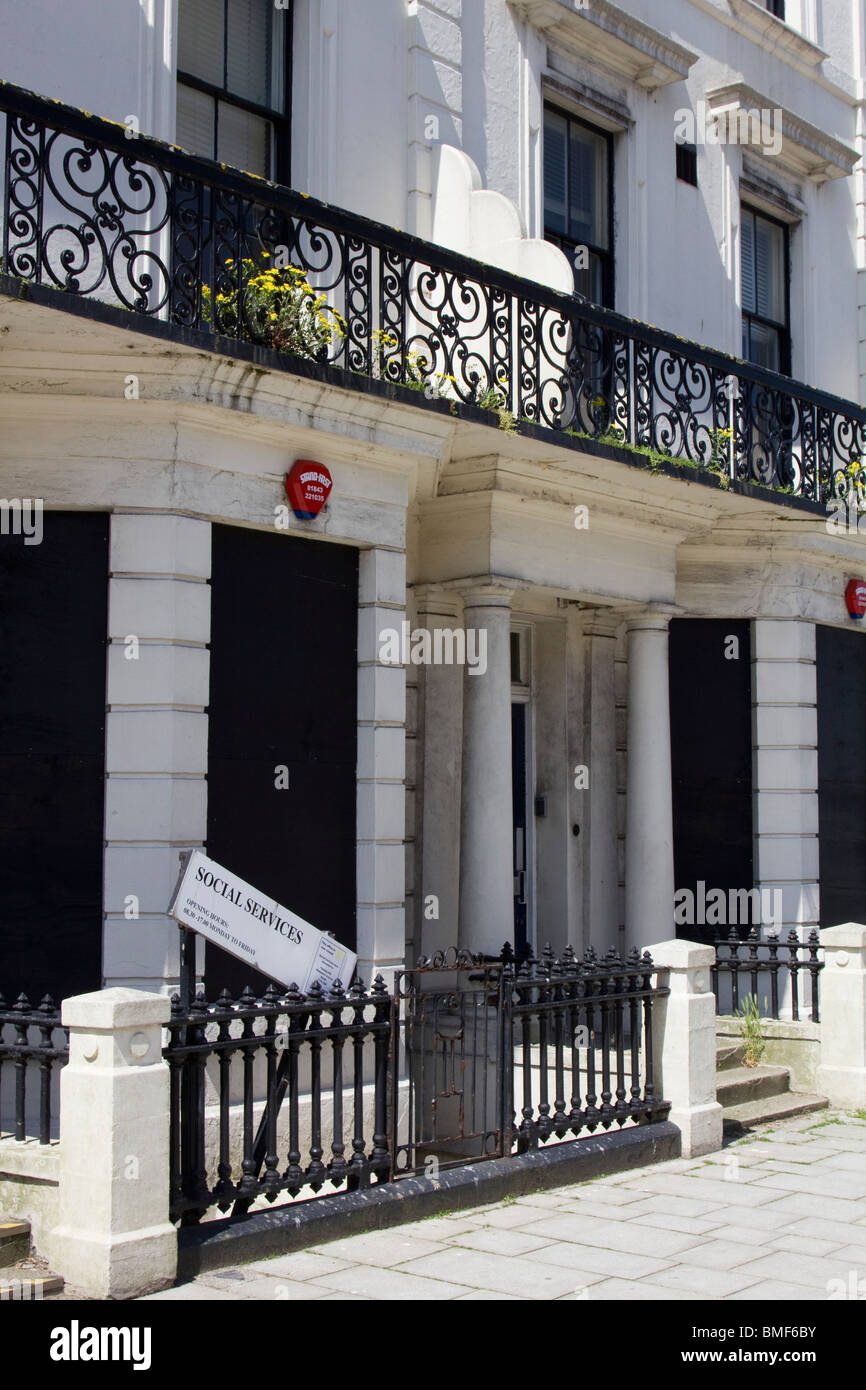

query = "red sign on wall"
[846,578,866,620]
[285,460,333,519]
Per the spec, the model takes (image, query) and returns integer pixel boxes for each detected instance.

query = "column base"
[53,1221,177,1300]
[669,1101,724,1158]
[816,1065,866,1111]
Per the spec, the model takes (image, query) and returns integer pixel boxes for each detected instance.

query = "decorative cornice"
[706,83,858,183]
[727,0,827,69]
[509,0,698,90]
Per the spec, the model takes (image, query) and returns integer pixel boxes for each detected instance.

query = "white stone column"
[817,923,866,1108]
[458,583,515,956]
[357,547,407,988]
[53,988,176,1300]
[645,939,724,1158]
[624,607,677,953]
[413,585,464,960]
[104,513,211,992]
[582,611,620,955]
[753,620,819,963]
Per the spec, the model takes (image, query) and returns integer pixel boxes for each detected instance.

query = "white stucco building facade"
[1,0,865,1013]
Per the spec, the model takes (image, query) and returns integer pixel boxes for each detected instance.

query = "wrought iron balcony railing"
[2,80,865,506]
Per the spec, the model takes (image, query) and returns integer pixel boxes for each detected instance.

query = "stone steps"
[720,1091,828,1133]
[716,1064,791,1107]
[715,1043,828,1133]
[0,1218,30,1265]
[0,1217,65,1299]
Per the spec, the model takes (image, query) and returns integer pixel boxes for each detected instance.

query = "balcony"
[1,80,864,511]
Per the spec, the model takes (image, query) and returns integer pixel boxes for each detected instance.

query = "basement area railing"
[0,993,68,1144]
[165,944,669,1226]
[712,928,823,1022]
[2,80,866,504]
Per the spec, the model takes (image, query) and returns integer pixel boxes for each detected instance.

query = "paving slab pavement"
[140,1110,866,1302]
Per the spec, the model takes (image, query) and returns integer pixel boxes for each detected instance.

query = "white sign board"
[168,851,357,995]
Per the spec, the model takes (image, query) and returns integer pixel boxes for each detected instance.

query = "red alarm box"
[845,578,866,620]
[285,460,333,519]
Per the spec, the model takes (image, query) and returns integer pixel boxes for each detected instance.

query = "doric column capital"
[621,602,683,633]
[445,575,527,610]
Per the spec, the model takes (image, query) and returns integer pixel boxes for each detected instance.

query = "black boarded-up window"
[817,626,866,927]
[206,525,358,997]
[669,619,754,944]
[0,512,108,1000]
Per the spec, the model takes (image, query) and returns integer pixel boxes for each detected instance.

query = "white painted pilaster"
[457,582,514,956]
[752,620,820,952]
[624,606,677,953]
[103,513,211,993]
[582,611,620,956]
[412,584,464,960]
[357,546,407,987]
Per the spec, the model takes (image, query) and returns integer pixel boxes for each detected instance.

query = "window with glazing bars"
[543,106,613,307]
[740,205,791,376]
[176,0,291,182]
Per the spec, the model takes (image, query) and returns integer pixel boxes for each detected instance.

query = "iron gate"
[390,949,511,1178]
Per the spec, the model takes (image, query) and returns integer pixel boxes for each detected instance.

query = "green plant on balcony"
[370,329,454,397]
[473,383,517,435]
[201,255,346,359]
[708,426,733,474]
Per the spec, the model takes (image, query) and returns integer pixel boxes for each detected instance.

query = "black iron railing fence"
[2,80,866,503]
[712,928,823,1022]
[166,944,669,1225]
[0,993,68,1144]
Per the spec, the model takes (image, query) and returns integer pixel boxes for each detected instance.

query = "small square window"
[676,141,698,187]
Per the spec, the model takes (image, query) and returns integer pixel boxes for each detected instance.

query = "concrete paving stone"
[750,1170,866,1200]
[726,1250,858,1291]
[585,1278,706,1301]
[698,1202,802,1232]
[385,1217,483,1241]
[768,1234,845,1258]
[521,1239,674,1282]
[630,1211,722,1237]
[547,1199,669,1223]
[317,1266,467,1300]
[741,1142,840,1163]
[195,1275,334,1300]
[701,1224,781,1247]
[140,1283,244,1301]
[318,1292,373,1300]
[675,1239,770,1273]
[517,1213,705,1258]
[308,1231,446,1266]
[471,1204,554,1229]
[754,1190,866,1222]
[814,1151,866,1172]
[726,1281,826,1301]
[454,1290,523,1300]
[615,1192,724,1219]
[783,1215,866,1245]
[649,1264,763,1297]
[620,1172,791,1206]
[678,1159,767,1181]
[831,1245,866,1265]
[245,1252,354,1281]
[683,1150,769,1168]
[565,1182,650,1205]
[508,1191,580,1209]
[395,1247,585,1299]
[452,1228,555,1257]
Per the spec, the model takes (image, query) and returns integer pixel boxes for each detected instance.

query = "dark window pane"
[543,108,568,237]
[176,82,216,159]
[227,0,272,107]
[217,100,271,176]
[178,0,225,87]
